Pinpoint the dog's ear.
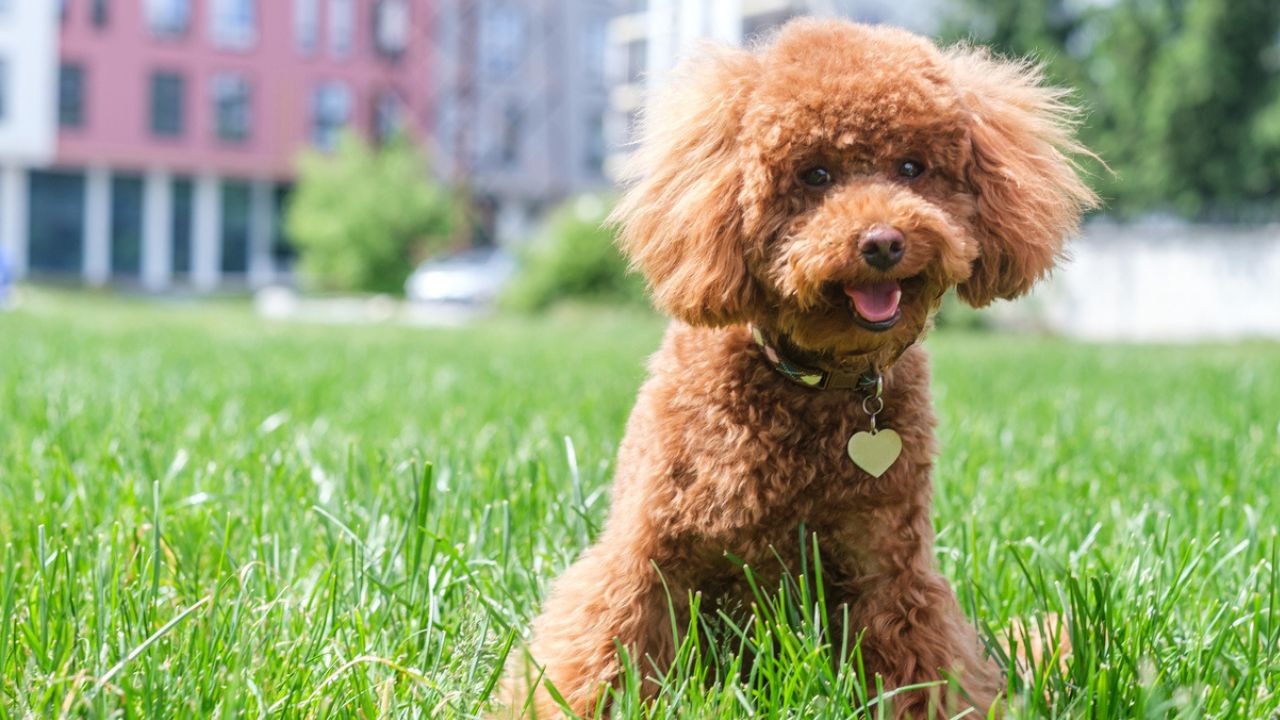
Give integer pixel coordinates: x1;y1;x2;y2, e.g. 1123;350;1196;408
609;46;761;326
946;47;1099;307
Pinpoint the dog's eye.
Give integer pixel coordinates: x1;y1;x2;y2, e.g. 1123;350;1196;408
896;159;926;179
799;167;833;188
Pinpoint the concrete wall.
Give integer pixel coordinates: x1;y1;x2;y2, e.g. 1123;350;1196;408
1033;223;1280;341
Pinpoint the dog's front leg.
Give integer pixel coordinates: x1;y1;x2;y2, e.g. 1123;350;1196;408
842;566;1003;719
504;542;681;718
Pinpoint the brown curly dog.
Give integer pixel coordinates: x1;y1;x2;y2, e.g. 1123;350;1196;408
502;18;1096;719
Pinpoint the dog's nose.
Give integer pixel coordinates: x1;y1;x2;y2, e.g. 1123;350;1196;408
859;226;905;271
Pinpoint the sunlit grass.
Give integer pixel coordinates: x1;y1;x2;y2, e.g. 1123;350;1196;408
1;290;1277;717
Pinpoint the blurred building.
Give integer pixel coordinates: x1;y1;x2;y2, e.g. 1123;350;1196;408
604;0;945;177
429;0;615;247
0;0;430;291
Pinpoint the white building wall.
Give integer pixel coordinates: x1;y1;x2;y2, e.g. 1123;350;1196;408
1023;223;1280;341
0;2;58;165
0;2;58;277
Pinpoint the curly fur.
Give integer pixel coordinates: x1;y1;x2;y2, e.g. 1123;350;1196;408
501;18;1097;719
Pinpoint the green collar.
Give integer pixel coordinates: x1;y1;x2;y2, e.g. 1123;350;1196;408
749;325;884;391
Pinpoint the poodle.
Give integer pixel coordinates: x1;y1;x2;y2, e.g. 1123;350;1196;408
502;18;1096;719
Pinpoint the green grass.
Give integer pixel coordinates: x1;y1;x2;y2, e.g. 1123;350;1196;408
1;290;1277;718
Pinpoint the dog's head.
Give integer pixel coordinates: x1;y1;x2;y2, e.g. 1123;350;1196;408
612;19;1098;358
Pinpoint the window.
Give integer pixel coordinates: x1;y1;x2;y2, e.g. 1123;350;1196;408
28;171;86;275
110;174;144;279
294;0;319;55
374;0;409;58
146;0;191;38
213;74;251;142
625;40;646;83
500;103;522;168
172;178;193;276
59;63;86;129
221;181;250;275
272;185;296;265
211;0;256;50
310;82;351;151
373;91;402;144
481;5;523;78
328;0;354;58
585;111;605;175
584;17;607;84
149;71;185;137
743;10;795;42
91;0;109;28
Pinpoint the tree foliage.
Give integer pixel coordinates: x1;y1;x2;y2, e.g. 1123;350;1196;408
948;0;1280;219
286;134;457;294
502;194;646;311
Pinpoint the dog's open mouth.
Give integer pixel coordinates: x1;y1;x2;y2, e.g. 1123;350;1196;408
841;275;928;331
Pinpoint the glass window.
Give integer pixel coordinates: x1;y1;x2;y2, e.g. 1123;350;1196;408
211;0;256;50
584;17;607;84
28;171;86;276
272;184;295;264
149;71;185;138
172;178;193;276
213;74;251;143
145;0;191;38
294;0;319;55
585;111;605;175
310;82;351;151
743;10;795;42
110;174;144;279
374;0;409;58
373;90;402;144
58;63;86;129
91;0;109;28
328;0;354;58
626;40;646;84
481;5;523;78
501;103;522;168
221;181;250;274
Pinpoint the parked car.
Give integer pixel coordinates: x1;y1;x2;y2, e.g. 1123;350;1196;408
404;248;516;304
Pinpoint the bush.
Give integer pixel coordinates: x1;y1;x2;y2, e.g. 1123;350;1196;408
503;194;647;311
286;133;457;295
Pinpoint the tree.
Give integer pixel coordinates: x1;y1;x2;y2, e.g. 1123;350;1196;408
1140;0;1280;216
947;0;1280;219
286;133;457;294
502;194;646;311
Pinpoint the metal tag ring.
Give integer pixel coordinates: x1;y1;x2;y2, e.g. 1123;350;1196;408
862;395;884;417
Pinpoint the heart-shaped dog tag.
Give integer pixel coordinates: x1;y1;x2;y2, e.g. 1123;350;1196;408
847;429;902;478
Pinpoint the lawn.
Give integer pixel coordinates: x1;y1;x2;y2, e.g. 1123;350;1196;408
1;291;1277;718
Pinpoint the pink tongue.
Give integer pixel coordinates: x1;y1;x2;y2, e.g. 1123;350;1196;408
845;281;902;322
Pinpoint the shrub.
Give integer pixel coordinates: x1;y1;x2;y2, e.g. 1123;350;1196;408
503;194;647;311
286;133;457;294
